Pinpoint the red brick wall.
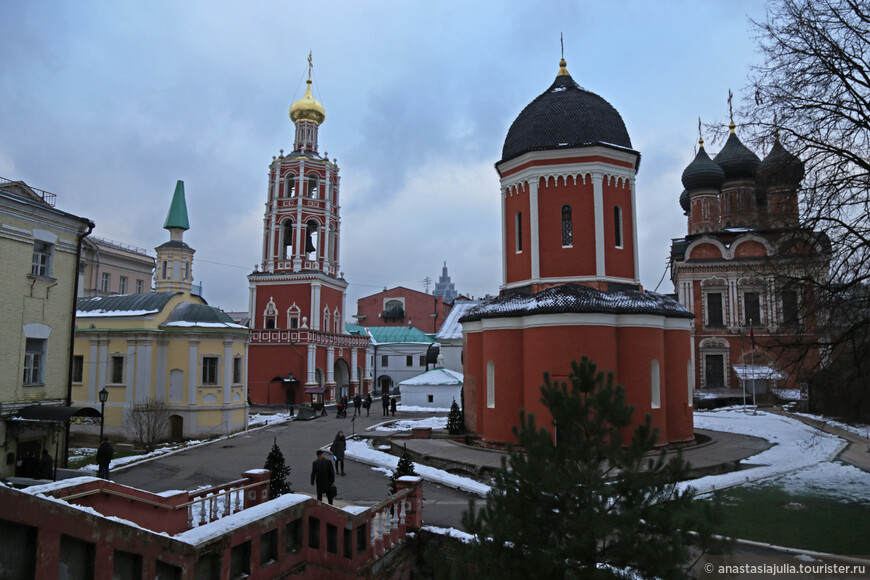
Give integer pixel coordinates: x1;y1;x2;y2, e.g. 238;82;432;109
355;287;449;333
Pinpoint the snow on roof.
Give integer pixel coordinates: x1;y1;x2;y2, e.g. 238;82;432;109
732;364;786;380
162;321;248;329
435;301;480;340
398;368;463;387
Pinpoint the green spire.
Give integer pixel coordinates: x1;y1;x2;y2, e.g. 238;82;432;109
163;180;190;231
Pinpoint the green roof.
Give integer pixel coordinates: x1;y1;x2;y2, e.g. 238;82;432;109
76;292;179;316
163;180;190;231
345;323;434;345
162;302;241;326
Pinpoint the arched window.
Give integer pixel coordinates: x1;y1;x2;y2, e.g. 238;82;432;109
323;306;330;331
384;300;404;321
307;173;319;198
334;307;341;334
283;173;296;197
614;206;623;248
281;219;294;259
264;298;278;329
486;360;495;408
287;303;301;329
561;205;573;247
305;220;319;257
515;212;523;252
650;359;661;409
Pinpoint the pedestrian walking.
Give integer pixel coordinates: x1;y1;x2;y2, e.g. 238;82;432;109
390;396;397;416
382;393;390;416
332;431;347;476
97;438;113;479
310;449;336;504
40;449;54;480
353;394;362;416
364;394;372;416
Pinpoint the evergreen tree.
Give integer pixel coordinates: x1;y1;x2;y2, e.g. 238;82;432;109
389;444;418;494
446;399;465;435
459;357;727;579
263;438;292;499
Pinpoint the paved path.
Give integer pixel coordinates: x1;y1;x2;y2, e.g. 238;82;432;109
767;407;870;473
112;408;479;530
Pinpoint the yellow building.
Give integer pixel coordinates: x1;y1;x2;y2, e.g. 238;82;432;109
72;181;248;442
0;178;94;481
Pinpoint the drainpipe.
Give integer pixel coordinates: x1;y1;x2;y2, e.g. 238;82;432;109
65;219;95;468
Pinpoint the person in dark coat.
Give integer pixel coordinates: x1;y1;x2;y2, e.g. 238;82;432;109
382;393;390;416
390;396;398;416
331;431;347;476
40;449;54;480
364;394;372;416
310;449;336;504
97;438;113;479
353;394;362;416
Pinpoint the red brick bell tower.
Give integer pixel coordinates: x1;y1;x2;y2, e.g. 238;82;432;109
247;56;370;406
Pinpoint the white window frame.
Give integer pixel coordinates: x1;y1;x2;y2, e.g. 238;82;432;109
31;241;53;277
486;360;495;408
201;355;220;386
650;359;661;409
233;356;243;385
119;276;128;294
23;338;46;385
614;205;624;249
136;279;144;294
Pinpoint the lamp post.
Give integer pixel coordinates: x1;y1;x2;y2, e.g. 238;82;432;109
98;387;109;441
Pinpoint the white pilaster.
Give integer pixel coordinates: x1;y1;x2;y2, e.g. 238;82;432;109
188;340;199;404
223;341;233;404
307;344;317;385
630;176;640;283
500;188;507;288
326;347;335;385
156;341;168;401
593;172;606;277
350;348;358;383
529;179;540;280
310;281;322;330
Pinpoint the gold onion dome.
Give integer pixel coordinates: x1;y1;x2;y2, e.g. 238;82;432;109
289;78;326;125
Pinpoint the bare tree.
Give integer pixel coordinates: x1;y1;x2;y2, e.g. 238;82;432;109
736;0;870;418
125;399;171;452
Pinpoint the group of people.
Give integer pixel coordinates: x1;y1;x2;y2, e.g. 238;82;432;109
310;430;347;505
381;393;397;416
336;393;377;418
16;449;54;480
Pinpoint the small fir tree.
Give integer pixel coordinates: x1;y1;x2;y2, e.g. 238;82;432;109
458;357;727;579
446;399;465;435
263;438;292;499
389;444;418;494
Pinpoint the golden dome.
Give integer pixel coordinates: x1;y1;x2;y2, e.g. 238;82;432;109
289;78;326;125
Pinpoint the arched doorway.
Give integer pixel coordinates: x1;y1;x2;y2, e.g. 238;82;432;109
378;375;392;396
334;359;350;398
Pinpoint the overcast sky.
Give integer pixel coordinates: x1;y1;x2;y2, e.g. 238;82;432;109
1;1;769;313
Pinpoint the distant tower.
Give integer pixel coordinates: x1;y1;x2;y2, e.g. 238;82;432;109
154;180;195;294
247;55;370;405
433;261;458;303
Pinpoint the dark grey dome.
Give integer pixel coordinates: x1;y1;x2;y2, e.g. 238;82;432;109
714;131;761;180
501;72;632;164
681;145;725;191
679;189;690;214
757;138;804;188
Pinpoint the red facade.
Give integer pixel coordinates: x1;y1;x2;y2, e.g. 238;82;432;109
354;286;451;333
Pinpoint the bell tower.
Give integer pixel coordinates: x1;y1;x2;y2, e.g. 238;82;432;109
247;55;370;406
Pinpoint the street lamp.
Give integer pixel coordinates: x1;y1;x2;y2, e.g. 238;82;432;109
98;387;109;441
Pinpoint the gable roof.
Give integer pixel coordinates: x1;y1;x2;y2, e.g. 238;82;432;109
435;300;480;340
398;367;463;387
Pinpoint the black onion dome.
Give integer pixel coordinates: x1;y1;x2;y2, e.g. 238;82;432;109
501;73;632;164
757;138;804;188
681;146;725;191
679;189;690;214
714;131;761;180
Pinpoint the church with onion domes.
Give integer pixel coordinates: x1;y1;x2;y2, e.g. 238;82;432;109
461;58;696;447
671;117;831;403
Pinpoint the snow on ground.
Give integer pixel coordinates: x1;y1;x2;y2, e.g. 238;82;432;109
396;405;451;413
343;438;490;496
684;409;845;495
248;413;294;428
771;461;870;503
794;412;870;439
374;417;448;432
78;444;196;472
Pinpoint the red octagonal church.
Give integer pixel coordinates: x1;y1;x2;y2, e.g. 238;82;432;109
461;58;695;447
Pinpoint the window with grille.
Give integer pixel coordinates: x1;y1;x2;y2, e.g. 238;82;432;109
561;205;573;246
202;357;219;385
704;354;725;389
136;279;144;293
73;355;84;383
782;290;799;325
743;292;761;326
233;357;242;384
706;293;724;327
